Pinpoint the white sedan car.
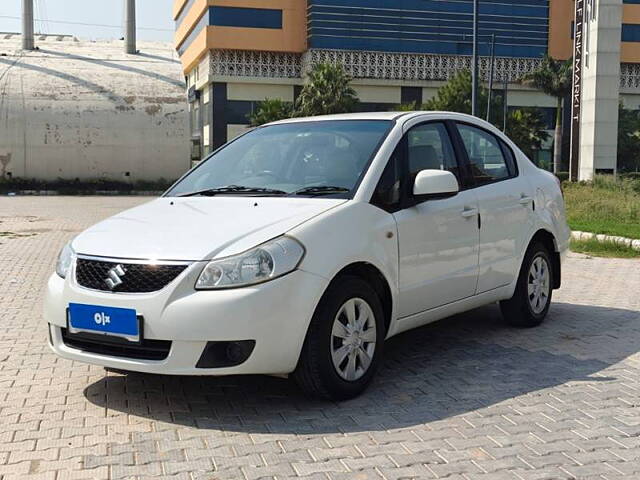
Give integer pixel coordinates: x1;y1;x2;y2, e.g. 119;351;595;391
45;112;570;400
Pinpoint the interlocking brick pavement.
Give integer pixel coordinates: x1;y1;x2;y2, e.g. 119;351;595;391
1;196;639;480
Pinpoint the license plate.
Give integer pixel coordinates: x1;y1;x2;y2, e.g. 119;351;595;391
68;303;140;342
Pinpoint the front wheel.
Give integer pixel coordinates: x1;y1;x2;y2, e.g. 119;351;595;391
500;242;553;328
293;276;385;400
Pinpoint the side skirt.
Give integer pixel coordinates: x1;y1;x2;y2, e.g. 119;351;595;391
387;285;512;338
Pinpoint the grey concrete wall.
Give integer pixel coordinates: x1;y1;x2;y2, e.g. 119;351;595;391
579;0;622;180
0;34;190;182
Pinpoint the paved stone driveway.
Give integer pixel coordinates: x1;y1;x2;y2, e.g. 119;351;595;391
1;196;639;480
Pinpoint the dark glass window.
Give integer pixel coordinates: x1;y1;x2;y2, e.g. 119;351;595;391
622;24;640;42
500;140;518;177
210;7;283;29
457;124;513;186
406;123;461;184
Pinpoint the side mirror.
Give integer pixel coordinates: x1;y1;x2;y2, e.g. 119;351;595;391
413;169;459;198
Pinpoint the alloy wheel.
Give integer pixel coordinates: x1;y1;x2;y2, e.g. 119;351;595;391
528;256;551;315
330;298;377;381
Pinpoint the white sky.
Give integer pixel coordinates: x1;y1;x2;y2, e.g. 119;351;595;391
0;0;175;42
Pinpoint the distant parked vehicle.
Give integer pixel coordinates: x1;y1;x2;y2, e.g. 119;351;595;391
45;112;570;400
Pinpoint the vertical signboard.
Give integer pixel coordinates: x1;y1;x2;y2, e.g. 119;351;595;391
570;0;585;182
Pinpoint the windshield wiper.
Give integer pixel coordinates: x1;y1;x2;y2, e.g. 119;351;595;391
178;185;287;197
291;186;351;196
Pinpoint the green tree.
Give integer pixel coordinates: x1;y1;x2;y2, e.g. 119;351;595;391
395;101;420;112
505;108;551;162
423;70;503;122
618;103;640;173
520;55;573;174
424;70;479;115
420;70;549;161
295;63;358;117
248;98;293;127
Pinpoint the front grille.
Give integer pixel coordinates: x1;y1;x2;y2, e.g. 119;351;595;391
75;258;188;293
61;328;172;361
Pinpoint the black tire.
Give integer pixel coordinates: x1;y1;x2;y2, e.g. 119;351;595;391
293;275;385;401
500;242;553;328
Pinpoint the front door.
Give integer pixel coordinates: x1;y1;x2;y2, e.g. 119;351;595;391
392;122;480;318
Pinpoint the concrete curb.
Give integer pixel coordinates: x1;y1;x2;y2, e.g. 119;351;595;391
572;231;640;251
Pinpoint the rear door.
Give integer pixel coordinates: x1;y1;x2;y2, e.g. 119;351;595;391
454;122;535;294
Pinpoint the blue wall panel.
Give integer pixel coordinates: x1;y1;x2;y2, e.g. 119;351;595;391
307;0;549;58
622;24;640;42
211;7;283;29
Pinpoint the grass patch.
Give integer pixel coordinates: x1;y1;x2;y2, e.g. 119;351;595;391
570;237;640;258
563;175;640;239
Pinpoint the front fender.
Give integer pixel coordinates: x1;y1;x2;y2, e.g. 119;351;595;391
288;201;399;332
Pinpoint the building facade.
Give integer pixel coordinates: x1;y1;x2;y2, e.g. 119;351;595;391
173;0;640;166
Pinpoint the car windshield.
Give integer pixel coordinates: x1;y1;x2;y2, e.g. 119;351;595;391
166;120;392;198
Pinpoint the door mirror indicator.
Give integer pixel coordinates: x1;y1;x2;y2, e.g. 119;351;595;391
413;170;459;198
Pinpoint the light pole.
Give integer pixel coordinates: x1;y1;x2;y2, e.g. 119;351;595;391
125;0;137;54
471;0;480;117
22;0;34;50
486;34;496;122
463;33;497;120
503;76;509;133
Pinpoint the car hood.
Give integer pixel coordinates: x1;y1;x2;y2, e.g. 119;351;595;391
72;197;346;261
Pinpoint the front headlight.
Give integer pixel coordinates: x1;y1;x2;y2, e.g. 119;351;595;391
196;236;305;290
56;241;76;278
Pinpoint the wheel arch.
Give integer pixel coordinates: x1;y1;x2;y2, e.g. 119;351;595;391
332;262;394;335
528;229;561;290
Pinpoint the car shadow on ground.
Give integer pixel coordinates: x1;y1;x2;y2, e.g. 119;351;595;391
83;302;639;434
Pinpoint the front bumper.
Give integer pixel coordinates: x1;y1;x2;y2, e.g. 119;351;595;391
44;267;328;376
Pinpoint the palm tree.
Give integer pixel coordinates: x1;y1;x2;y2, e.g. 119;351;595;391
520;55;573;174
295;63;358;117
248;98;293;127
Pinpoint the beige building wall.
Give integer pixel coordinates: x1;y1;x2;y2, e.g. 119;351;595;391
0;36;190;182
227;83;294;102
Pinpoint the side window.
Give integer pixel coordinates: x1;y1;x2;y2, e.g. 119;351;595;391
457;124;513;186
500;140;519;177
371;145;402;212
406;123;461;184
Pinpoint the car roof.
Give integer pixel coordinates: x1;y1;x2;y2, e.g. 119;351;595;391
267;111;483;125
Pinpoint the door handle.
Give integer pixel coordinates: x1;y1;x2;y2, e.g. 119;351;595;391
461;207;479;218
519;196;534;206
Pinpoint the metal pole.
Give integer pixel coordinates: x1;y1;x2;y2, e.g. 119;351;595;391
486;34;496;122
22;0;34;50
471;0;479;117
125;0;137;54
503;76;509;133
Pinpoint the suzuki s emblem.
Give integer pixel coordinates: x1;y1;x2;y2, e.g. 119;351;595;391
105;264;126;290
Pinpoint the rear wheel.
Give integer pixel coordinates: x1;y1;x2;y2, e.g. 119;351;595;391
293;276;384;400
500;242;553;328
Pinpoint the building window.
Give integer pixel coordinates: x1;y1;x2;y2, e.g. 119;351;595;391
210;7;283;29
622;24;640;42
307;0;549;58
